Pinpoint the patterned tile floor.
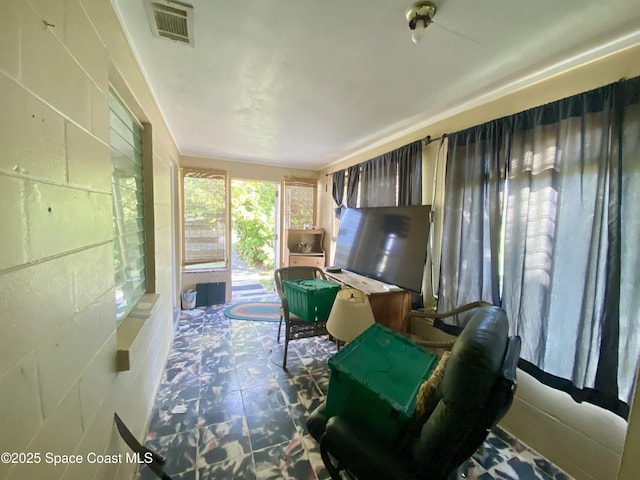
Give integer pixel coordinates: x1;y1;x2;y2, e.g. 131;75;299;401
136;297;573;480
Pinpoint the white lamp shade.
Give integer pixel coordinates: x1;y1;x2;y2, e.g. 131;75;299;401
326;288;376;342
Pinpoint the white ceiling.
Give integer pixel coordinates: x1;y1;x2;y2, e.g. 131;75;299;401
113;0;640;170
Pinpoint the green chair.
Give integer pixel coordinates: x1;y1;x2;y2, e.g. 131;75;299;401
274;266;330;368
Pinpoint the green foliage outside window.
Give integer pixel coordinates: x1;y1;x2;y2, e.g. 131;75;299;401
232;181;276;268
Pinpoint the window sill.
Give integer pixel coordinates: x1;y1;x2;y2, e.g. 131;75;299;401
116;293;160;372
182;267;228;274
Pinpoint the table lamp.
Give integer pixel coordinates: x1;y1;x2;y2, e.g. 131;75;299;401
327;288;375;343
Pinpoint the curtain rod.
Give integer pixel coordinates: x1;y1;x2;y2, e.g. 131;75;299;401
324;134;448;176
424;134;447;145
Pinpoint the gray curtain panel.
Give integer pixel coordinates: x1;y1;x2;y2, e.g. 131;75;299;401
332;169;346;219
346;165;360;208
360;153;397;207
438;77;640;418
358;141;423;208
438;121;506;310
617;92;640;406
503;92;614;400
398;140;422;206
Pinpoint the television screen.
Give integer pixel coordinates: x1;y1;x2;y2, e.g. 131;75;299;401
333;205;431;293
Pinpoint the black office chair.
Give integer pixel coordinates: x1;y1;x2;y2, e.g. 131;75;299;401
306;305;521;480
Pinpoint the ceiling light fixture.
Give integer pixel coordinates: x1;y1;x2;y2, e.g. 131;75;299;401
406;1;437;44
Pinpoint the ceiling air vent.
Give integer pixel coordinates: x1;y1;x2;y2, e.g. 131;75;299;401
145;0;194;46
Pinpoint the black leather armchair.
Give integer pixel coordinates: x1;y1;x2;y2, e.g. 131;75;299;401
306;306;521;480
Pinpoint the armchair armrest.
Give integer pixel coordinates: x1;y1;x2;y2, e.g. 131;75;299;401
402;301;492;331
409;338;456;350
279;296;289;313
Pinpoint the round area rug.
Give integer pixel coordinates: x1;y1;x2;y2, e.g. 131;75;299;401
223;301;281;322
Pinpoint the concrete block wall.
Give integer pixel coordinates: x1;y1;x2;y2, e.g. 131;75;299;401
0;1;178;479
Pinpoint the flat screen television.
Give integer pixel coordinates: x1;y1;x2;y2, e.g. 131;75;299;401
333;205;431;293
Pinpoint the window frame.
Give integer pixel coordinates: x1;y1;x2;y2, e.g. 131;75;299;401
180;167;229;270
281;177;318;229
109;88;156;325
280;177;318;266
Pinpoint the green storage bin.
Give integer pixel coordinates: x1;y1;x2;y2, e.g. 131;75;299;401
326;323;439;443
282;278;340;322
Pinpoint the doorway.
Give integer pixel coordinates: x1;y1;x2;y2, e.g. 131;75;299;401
230;179;278;294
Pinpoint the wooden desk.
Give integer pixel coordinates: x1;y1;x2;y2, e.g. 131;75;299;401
324;270;412;332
